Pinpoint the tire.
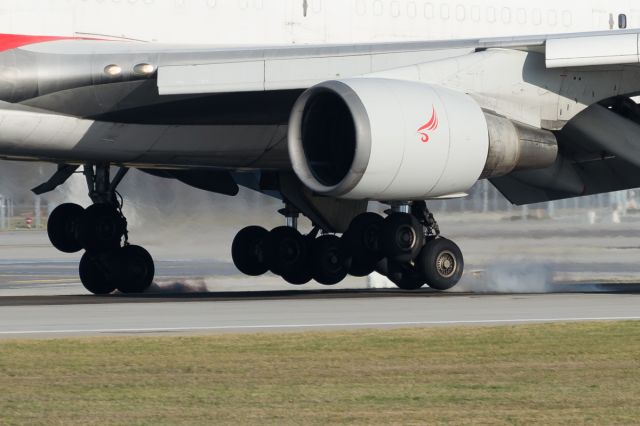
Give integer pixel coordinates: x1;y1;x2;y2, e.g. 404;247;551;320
79;251;117;295
263;227;309;276
47;203;85;253
383;260;426;291
416;238;464;291
114;245;155;294
311;235;348;285
232;226;269;276
379;213;424;263
76;203;126;252
282;266;313;286
342;213;384;261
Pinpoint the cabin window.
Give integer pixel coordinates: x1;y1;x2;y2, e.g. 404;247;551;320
619;14;628;29
548;10;558;26
456;5;465;21
487;6;496;23
517;8;526;24
424;3;434;19
356;0;366;16
533;9;542;25
391;1;400;17
501;7;511;24
408;2;417;18
373;0;383;16
471;5;481;22
440;4;450;20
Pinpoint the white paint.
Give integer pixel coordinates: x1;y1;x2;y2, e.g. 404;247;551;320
0;316;639;336
1;0;638;45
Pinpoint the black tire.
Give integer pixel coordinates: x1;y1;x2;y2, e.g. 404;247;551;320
381;259;426;291
379;213;424;263
47;203;85;253
114;245;155;294
311;235;348;285
79;251;117;295
282;266;313;286
232;226;269;276
76;203;126;252
343;213;384;261
416;238;464;291
263;227;309;276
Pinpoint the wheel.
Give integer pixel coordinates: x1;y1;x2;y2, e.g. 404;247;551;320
114;245;155;294
311;235;348;285
76;203;126;252
47;203;84;253
232;226;269;276
282;266;313;285
263;227;309;276
379;213;424;263
416;238;464;291
342;213;384;276
79;251;117;295
380;259;426;291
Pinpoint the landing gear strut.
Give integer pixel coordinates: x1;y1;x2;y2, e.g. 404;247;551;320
46;164;155;295
231;200;464;291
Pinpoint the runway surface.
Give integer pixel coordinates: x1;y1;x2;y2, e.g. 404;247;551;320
1;291;640;338
1;221;640;339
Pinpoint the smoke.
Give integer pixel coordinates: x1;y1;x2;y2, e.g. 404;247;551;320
453;262;556;293
146;278;211;294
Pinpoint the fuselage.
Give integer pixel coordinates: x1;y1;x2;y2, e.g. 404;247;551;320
1;0;636;45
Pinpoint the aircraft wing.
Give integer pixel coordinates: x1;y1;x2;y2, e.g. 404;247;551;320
155;29;640;96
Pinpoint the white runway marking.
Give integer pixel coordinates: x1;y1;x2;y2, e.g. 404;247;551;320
2;316;639;336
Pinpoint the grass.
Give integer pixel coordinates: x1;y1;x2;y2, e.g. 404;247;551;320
1;322;639;425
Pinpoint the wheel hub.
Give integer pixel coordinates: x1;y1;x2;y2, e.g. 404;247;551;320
436;250;456;278
395;225;416;250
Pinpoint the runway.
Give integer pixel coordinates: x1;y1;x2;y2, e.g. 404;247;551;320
0;292;639;338
0;220;639;339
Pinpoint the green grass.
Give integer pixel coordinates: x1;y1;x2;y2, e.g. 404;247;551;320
1;322;639;425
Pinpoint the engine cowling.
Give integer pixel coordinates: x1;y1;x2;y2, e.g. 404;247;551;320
288;78;557;200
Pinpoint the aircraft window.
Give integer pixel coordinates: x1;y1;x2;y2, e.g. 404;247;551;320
207;0;217;8
548;10;558;26
311;0;322;13
533;8;542;25
562;10;572;27
254;0;264;9
424;3;434;19
487;6;496;23
471;5;481;22
391;1;400;17
407;2;417;18
501;7;511;24
440;4;450;20
456;5;465;21
175;0;185;6
619;14;628;29
356;0;366;16
373;0;383;16
239;0;249;9
517;8;526;24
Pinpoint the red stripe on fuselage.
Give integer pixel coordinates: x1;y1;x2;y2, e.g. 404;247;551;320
0;34;93;52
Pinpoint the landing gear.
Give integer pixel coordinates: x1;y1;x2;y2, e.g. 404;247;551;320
231;200;464;292
46;164;155;295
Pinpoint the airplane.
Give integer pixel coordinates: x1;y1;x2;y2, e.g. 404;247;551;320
0;0;639;294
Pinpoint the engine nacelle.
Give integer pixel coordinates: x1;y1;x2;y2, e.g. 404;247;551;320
288;78;557;200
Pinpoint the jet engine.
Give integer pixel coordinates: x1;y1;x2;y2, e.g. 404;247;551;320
288;78;558;200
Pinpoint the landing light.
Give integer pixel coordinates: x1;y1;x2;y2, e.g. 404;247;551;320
133;63;156;76
104;64;122;77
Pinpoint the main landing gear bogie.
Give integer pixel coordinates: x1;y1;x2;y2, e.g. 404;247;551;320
47;164;155;295
232;202;465;292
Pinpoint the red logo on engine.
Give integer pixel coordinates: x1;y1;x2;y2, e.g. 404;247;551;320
417;107;439;143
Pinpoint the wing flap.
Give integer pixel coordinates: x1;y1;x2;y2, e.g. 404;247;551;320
546;33;640;68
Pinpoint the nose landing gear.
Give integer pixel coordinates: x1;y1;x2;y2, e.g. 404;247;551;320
47;164;155;295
